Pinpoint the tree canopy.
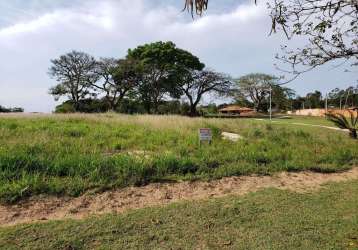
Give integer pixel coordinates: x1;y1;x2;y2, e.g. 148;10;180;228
48;51;98;109
0;105;24;113
127;41;205;113
92;58;141;110
48;42;355;115
233;73;296;112
234;73;279;111
48;42;216;115
183;0;358;78
271;0;358;76
180;70;233;116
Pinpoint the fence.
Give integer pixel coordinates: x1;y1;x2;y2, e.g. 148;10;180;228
288;108;357;117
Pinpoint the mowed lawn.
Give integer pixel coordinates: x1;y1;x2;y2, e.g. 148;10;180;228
273;115;338;127
0;114;357;203
0;180;357;250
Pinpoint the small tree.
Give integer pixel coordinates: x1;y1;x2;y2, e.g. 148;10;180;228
49;51;98;111
180;70;233;116
326;110;358;139
11;107;24;113
0;105;10;113
0;106;24;113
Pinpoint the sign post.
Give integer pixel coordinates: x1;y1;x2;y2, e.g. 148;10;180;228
199;128;212;146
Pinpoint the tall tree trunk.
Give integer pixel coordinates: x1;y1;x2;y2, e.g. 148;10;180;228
152;100;157;114
113;93;127;113
105;91;115;111
254;102;259;112
189;97;201;117
144;101;151;114
71;90;80;112
74;96;80;112
189;105;198;117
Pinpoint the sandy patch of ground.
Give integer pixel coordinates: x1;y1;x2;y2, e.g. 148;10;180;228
1;168;358;227
221;132;244;142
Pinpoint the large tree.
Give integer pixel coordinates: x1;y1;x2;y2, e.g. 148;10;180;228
180;70;233;116
184;0;358;77
234;73;279;112
127;41;205;113
269;84;296;111
92;58;141;110
271;0;358;77
328;85;358;108
305;90;324;109
49;51;98;110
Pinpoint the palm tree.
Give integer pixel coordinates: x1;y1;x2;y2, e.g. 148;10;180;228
326;110;358;139
183;0;209;16
183;0;258;14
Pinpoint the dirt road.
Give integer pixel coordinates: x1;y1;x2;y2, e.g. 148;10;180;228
1;168;357;227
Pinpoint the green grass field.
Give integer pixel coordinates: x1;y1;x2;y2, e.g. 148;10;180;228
1;180;357;250
273;115;337;126
0;114;357;203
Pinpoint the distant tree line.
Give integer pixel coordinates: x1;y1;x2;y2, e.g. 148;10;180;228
218;79;357;113
0;105;24;113
49;41;232;116
49;41;357;115
232;73;296;112
290;86;358;110
48;41;301;115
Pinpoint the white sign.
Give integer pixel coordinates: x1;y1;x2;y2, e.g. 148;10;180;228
199;128;212;144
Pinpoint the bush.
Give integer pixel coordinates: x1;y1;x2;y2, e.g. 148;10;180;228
55;99;110;113
0;105;24;113
55;103;76;113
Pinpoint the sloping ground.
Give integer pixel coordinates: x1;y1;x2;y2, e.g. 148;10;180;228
255;118;349;132
1;168;358;227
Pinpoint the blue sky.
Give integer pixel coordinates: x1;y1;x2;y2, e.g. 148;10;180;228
0;0;356;112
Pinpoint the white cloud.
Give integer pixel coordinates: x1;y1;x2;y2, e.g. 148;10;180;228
0;0;265;42
0;3;116;38
0;12;65;37
0;0;355;112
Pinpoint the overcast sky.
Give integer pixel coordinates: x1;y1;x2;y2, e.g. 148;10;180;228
0;0;356;112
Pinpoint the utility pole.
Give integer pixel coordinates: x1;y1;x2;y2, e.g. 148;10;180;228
344;89;351;109
325;94;328;114
269;86;272;121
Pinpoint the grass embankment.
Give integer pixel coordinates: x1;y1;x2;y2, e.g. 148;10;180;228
0;180;357;249
0;114;357;203
274;115;336;126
